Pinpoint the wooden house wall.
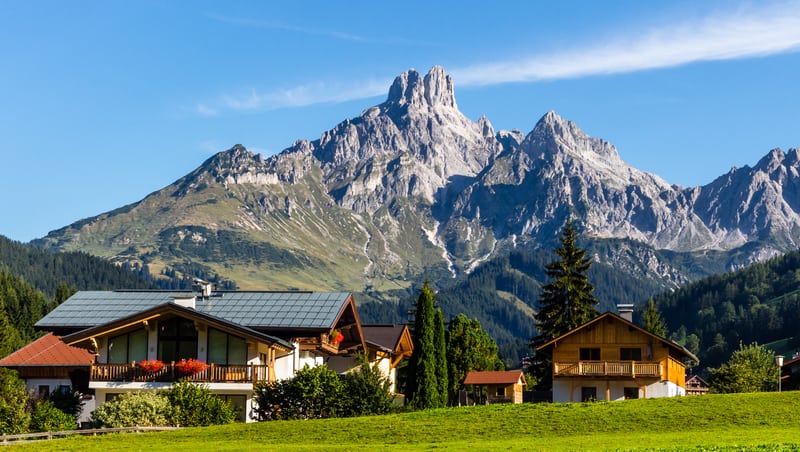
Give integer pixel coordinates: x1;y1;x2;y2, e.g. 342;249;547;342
550;317;670;362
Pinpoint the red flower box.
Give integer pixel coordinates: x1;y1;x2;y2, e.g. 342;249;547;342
329;330;345;344
175;358;209;376
138;359;166;373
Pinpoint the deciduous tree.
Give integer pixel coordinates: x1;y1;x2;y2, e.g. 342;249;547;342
709;342;779;393
446;314;504;396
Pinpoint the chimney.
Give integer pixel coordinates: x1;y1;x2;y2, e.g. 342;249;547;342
617;304;634;322
174;296;196;310
193;278;214;298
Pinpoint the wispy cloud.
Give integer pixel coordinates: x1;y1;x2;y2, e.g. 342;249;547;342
196;2;800;115
207;13;366;42
452;2;800;85
195;79;390;115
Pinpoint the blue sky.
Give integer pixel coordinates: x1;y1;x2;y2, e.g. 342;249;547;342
2;1;799;242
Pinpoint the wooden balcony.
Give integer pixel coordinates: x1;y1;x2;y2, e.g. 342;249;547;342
554;361;662;378
90;363;270;384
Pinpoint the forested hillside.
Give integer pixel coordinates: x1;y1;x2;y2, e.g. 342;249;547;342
652;249;800;368
0;236;204;358
358;243;671;366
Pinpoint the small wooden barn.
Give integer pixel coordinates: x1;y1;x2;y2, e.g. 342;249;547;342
463;370;527;404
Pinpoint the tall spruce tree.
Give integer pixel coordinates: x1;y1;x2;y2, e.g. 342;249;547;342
642;298;668;337
533;220;600;342
433;308;448;407
405;281;441;409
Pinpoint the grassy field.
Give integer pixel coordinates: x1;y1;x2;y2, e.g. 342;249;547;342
10;391;800;451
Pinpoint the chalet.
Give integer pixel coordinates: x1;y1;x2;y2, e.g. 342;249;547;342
463;370;527;404
24;282;382;422
685;374;709;395
536;306;698;402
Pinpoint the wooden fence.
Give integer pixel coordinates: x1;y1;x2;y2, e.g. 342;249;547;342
1;426;180;445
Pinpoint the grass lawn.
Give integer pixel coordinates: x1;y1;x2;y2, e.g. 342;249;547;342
10;391;800;451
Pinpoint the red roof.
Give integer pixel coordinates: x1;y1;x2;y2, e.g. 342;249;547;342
0;333;94;367
463;370;526;385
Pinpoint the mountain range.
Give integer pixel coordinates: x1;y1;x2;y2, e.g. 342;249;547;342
31;66;800;359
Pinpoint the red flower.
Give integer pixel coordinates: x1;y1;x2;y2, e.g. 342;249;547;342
330;330;345;344
138;359;165;373
175;358;209;376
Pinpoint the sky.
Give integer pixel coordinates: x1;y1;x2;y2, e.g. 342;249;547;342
2;0;800;242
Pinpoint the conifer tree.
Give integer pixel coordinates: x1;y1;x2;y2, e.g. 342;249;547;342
434;308;448;407
533;220;600;342
405;281;440;409
642;298;668;337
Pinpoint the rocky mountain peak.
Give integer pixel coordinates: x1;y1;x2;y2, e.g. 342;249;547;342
385;66;456;110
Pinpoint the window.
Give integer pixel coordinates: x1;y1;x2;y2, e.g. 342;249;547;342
496;387;505;397
218;395;247;422
158;318;198;362
581;386;597;402
579;348;600;360
108;329;147;364
624;387;639;399
620;348;642;361
207;328;247;365
38;385;50;399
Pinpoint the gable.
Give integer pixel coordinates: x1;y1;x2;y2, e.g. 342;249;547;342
537;312;698;363
61;302;293;352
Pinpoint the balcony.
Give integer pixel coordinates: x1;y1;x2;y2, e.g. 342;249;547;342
90;363;271;384
554;361;662;378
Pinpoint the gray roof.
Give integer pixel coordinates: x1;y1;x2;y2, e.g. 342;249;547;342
35;290;353;331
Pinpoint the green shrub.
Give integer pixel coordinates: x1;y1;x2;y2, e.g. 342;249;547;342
30;400;77;432
91;391;173;427
256;361;395;421
342;353;393;417
47;387;83;420
0;368;29;434
164;381;235;426
255;364;345;420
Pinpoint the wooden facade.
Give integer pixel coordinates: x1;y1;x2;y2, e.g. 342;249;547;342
463;371;527;404
537;312;698;402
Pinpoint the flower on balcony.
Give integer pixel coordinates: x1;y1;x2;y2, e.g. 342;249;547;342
175;358;209;376
137;359;166;373
329;330;345;344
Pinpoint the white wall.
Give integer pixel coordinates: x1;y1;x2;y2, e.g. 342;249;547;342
553;379;685;402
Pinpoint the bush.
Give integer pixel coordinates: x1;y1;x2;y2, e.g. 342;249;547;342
256;361;395;421
255;364;345;420
30;400;77;432
47;387;83;420
709;342;779;393
0;368;29;434
342;353;394;417
91;391;173;427
164;381;235;426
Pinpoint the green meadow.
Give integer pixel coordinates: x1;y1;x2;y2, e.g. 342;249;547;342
10;392;800;451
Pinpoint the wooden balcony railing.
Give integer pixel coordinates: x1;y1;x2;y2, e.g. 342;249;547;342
90;363;270;384
554;361;662;378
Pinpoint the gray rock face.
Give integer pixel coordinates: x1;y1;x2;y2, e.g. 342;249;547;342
184;67;800;276
36;66;800;288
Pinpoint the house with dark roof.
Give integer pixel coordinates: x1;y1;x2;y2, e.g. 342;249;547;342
26;281;371;422
536;309;698;403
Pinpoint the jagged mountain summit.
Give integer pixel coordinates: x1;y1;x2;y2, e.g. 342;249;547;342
34;66;800;300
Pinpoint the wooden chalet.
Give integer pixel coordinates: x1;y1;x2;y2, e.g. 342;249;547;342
29;282;369;422
463;370;527;404
536;309;698;402
685;374;709;395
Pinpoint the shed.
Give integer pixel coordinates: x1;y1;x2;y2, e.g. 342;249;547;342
463;370;527;404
